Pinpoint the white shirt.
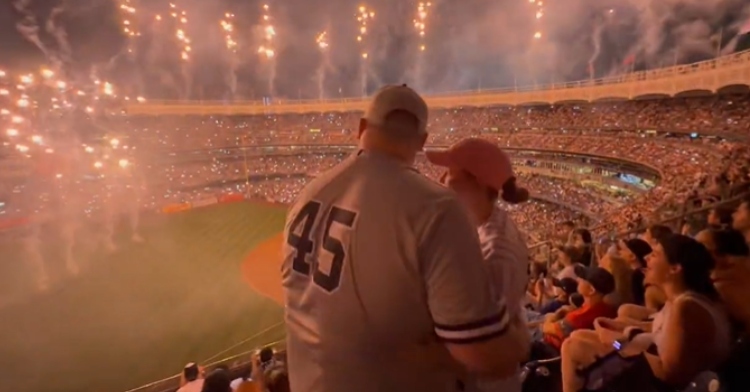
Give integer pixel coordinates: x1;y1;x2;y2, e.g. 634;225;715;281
478;205;530;317
230;378;250;391
468;205;530;392
557;264;582;280
282;151;510;392
176;379;204;392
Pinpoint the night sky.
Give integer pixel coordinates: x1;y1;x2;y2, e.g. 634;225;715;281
0;0;747;100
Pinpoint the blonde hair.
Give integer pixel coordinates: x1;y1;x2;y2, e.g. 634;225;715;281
601;254;634;306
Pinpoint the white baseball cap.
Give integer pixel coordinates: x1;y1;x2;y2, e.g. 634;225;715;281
364;84;429;134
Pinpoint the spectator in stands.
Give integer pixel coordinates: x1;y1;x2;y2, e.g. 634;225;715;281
560;221;576;243
710;229;750;334
571;228;593;266
526;262;548;308
265;367;290;392
428;139;531;307
178;363;205;392
539;265;616;352
732;197;750;243
617;238;652;307
231;352;267;392
561;234;732;392
643;224;673;246
599;254;634;306
680;220;702;237
555;246;584;280
229;366;252;392
202;368;232;392
541;277;579;315
427;138;531;392
708;207;734;229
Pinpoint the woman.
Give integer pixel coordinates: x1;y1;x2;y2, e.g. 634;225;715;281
617;238;650;306
555;246;584;281
617;238;668;313
560;234;732;392
427;138;531;392
571;228;593;266
428;138;530;320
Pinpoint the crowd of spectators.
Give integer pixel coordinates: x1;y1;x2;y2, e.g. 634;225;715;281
175;348;289;392
102;95;747;237
4;95;750;244
141;132;745;240
521;196;750;392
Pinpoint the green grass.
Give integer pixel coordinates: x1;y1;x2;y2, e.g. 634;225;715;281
0;202;287;392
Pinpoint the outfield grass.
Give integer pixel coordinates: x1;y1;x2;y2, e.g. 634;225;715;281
0;202;286;392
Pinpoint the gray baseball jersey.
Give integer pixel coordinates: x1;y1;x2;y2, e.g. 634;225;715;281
282;150;510;392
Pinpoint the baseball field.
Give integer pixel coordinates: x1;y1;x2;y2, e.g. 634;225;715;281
0;202;287;392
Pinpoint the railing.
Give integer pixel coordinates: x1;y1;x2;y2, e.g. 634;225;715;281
609;191;749;242
529;241;555;267
121;323;286;392
132;49;750;106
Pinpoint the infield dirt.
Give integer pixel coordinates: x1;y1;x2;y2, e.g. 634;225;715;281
242;233;284;305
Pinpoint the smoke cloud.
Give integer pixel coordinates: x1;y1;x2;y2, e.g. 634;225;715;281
7;0;750;98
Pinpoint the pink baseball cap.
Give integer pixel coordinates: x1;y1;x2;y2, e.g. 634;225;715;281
425;138;529;204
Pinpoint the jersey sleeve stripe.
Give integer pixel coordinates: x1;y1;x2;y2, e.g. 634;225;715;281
434;306;510;342
437;321;511;345
433;300;508;331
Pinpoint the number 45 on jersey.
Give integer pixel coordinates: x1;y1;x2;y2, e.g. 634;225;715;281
286;201;358;293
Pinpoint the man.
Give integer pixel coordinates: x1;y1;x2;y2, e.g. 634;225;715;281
541;265;617;351
176;363;204;392
282;85;529;392
426;138;530;392
711;229;750;334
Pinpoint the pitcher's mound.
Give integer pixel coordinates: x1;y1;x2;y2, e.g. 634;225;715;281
241;233;284;305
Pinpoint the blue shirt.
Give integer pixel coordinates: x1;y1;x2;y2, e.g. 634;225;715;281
539;299;565;314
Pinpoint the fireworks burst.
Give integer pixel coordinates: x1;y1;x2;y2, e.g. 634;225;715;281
117;0;139;54
316;31;329;50
169;3;192;62
530;0;543;40
414;2;431;52
258;4;276;59
220;13;237;53
356;5;375;59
